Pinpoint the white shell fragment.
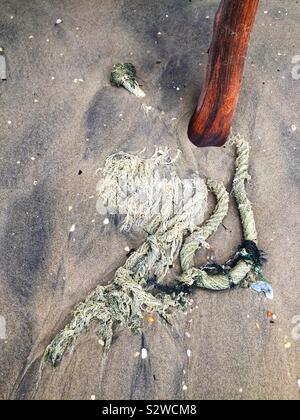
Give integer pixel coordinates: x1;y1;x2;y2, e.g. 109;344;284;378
141;348;148;359
69;224;76;233
0;50;6;81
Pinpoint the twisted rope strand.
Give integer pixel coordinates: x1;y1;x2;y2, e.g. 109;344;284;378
44;136;265;367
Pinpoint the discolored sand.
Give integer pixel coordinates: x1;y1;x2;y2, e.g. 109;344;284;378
0;0;299;400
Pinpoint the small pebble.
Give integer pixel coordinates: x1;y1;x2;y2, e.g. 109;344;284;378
103;218;110;225
33;180;38;186
185;332;191;339
28;35;34;39
30;156;35;161
124;246;130;253
98;339;104;346
7;120;12;125
134;352;140;358
187;349;192;358
90;395;96;401
182;385;188;392
141;348;148;359
68;206;73;212
55;18;63;25
291;125;297;132
239;388;243;394
145;314;156;325
297;379;300;388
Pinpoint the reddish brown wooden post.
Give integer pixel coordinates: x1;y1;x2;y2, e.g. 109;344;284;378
188;0;260;147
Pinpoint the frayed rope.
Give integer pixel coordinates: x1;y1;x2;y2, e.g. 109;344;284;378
44;135;270;367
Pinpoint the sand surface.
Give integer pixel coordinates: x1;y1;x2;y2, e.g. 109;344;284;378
0;0;299;400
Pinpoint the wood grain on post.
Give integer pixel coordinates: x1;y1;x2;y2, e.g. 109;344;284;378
188;0;260;147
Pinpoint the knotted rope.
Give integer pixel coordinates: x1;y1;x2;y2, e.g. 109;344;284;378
44;135;268;367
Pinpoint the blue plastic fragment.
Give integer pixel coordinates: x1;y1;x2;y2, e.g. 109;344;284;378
251;281;274;300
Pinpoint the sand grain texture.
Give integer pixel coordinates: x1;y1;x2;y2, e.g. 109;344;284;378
0;0;299;400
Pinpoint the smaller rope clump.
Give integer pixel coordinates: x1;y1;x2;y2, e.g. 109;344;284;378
110;63;146;98
44;135;271;367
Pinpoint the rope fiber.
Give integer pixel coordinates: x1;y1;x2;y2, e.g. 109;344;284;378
44;135;269;367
